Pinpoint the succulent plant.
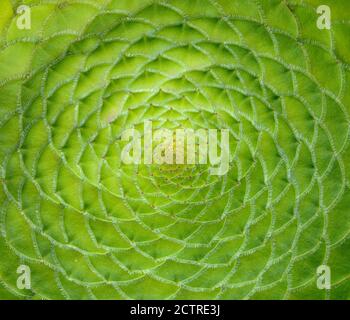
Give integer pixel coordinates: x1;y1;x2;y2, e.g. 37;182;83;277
0;0;349;300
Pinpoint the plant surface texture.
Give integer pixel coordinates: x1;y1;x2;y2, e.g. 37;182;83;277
0;0;350;300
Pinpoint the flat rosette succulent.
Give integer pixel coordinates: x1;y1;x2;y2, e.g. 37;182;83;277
0;0;349;300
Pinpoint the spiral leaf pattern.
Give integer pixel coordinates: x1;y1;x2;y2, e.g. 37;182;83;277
0;0;350;300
